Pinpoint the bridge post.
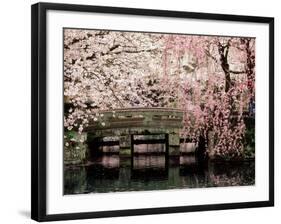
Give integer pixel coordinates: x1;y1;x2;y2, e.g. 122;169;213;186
168;131;180;158
119;135;131;148
168;133;180;147
119;135;133;168
119;135;132;157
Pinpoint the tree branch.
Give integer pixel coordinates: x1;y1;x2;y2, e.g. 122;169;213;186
229;70;246;74
204;49;218;63
88;71;125;107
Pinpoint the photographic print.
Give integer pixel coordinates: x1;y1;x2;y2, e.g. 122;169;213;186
63;29;255;194
31;3;274;221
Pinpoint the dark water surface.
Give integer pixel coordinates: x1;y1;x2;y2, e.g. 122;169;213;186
64;154;255;194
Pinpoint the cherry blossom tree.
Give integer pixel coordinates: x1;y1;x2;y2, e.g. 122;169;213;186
162;35;254;159
63;29;255;159
64;30;165;133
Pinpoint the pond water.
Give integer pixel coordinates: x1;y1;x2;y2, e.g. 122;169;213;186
64;152;255;194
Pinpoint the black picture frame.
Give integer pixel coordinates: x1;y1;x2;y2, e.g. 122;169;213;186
31;2;274;222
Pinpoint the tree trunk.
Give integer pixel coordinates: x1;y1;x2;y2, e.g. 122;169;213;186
218;41;231;92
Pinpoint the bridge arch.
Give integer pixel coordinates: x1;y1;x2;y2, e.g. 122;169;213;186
85;107;184;158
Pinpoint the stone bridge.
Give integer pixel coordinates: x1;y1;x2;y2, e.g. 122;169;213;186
84;107;184;157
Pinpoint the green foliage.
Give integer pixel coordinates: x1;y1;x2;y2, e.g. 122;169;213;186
243;117;255;159
64;131;87;164
65;130;76;139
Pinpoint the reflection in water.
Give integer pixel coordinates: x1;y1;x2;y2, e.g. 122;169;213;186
64;154;255;195
133;155;166;169
131;155;169;182
101;145;119;153
100;155;120;168
134;144;165;154
180;143;197;154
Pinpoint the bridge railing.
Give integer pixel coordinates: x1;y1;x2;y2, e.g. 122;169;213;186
85;107;184;131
